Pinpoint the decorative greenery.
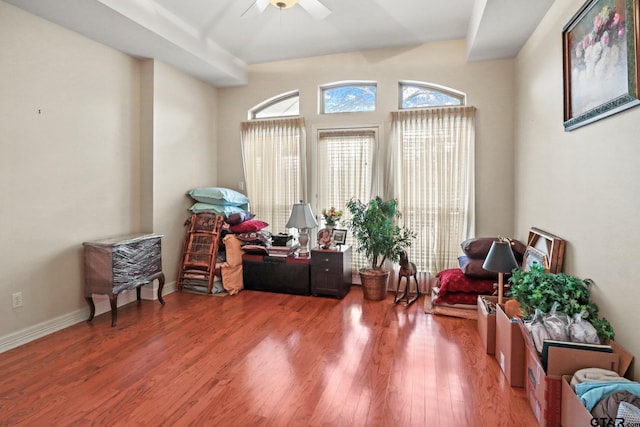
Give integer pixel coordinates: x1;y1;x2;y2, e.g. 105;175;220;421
508;264;593;316
591;317;616;342
344;197;416;271
507;263;614;342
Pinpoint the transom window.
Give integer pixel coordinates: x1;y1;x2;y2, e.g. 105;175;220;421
249;90;299;119
320;81;377;114
399;81;465;109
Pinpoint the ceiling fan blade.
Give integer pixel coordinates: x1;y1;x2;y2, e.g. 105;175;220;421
241;0;270;17
298;0;331;20
256;0;270;13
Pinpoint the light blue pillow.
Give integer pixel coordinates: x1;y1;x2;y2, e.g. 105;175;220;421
187;187;249;206
189;203;246;217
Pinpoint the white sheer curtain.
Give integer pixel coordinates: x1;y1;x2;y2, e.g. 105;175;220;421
241;117;307;233
388;106;476;285
317;129;376;270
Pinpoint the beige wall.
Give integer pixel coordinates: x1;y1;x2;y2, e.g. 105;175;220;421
0;2;217;340
217;41;517;238
515;0;640;378
151;60;218;282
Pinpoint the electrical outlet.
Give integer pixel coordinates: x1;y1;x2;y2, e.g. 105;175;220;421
12;292;23;308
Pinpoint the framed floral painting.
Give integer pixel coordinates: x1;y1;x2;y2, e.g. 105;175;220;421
562;0;640;130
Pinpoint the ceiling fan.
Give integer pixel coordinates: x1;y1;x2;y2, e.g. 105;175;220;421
242;0;331;20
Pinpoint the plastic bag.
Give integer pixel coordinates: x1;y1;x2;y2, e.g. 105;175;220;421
525;308;550;353
543;302;570;342
568;312;600;344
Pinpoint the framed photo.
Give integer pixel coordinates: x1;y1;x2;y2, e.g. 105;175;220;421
522;246;550;272
331;229;347;245
527;227;566;273
317;228;332;248
562;0;640;131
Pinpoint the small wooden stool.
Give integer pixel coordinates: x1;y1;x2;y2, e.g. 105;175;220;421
394;251;420;306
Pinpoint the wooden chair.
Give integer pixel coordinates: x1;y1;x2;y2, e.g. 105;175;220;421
177;212;225;293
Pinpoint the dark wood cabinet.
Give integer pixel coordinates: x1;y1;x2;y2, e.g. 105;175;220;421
310;246;352;298
242;254;310;295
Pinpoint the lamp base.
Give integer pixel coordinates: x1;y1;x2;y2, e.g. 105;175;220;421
298;229;310;257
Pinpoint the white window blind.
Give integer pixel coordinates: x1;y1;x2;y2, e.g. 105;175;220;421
317;128;376;269
389;106;476;274
241;117;307;233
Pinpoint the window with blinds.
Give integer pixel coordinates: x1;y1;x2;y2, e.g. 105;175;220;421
390;107;476;274
317;128;377;269
241;117;307;233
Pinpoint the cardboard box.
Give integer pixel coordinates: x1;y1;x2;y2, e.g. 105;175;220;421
477;295;498;355
524;342;562;426
520;321;633;427
495;303;525;387
561;375;594;427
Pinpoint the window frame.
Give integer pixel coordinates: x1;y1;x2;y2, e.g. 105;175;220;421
398;80;466;109
319;81;378;114
249;90;300;120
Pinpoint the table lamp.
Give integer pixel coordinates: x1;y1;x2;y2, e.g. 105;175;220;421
482;238;518;305
285;200;318;256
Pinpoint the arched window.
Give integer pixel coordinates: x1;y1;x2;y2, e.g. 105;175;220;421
399;81;465;109
249;90;299;119
320;81;377;114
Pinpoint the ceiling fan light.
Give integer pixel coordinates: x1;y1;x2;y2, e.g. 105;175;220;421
270;0;298;9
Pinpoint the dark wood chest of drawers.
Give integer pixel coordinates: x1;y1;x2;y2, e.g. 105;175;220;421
310;246;352;298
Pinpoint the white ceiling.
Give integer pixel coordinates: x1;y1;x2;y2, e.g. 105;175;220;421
6;0;555;87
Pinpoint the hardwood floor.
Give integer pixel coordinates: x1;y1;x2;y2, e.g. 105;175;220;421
0;288;538;426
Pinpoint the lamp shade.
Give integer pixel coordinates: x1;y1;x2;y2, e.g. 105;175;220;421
285;201;318;229
482;241;518;273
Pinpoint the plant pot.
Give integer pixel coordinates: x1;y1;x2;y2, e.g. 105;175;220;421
359;268;390;301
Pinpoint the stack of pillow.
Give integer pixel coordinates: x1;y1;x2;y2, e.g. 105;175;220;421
432;237;528;307
459;237;526;279
186;187;268;234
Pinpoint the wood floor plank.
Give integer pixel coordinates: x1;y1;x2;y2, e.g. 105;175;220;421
0;287;538;426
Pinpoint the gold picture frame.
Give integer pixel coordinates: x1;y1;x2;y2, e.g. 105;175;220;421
562;0;640;130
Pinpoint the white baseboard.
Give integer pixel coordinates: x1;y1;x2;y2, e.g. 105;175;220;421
0;281;176;354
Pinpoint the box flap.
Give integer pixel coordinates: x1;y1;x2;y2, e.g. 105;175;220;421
547;346;619;376
610;341;634;377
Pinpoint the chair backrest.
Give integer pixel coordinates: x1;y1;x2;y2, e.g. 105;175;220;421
185;212;224;234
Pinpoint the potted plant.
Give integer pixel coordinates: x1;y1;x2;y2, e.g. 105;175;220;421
507;263;615;342
345;197;416;300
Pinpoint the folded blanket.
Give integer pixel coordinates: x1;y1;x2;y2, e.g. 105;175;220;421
571;368;628;388
591;390;640;420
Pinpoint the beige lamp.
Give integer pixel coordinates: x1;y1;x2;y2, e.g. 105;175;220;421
482;238;518;305
285;200;318;256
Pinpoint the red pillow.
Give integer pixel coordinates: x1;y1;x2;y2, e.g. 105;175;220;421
435;268;495;296
434;292;480;306
229;219;268;233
